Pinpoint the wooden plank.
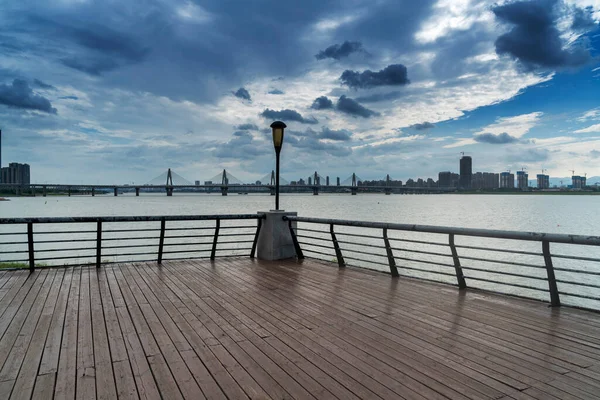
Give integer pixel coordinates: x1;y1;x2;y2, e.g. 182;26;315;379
112;360;140;400
10;269;65;400
31;373;55;400
164;261;383;400
76;266;96;400
118;265;206;400
0;269;57;383
0;270;49;374
131;264;238;400
54;266;82;400
189;259;496;399
38;268;74;375
114;306;161;400
89;267;118;400
0;272;28;316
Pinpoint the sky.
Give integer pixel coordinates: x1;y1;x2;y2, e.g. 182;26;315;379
0;0;599;185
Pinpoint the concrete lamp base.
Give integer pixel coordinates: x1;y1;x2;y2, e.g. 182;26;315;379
256;211;298;261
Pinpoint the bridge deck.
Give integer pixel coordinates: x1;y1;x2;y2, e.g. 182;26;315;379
0;258;599;400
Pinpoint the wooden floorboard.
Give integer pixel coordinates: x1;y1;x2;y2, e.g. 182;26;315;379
0;257;599;399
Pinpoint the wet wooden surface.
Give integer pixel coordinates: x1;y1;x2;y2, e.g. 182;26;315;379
0;258;599;399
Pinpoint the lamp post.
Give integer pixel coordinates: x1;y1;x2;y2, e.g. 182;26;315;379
270;121;286;210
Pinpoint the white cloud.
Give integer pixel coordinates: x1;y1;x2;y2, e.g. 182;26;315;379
175;1;212;23
577;107;600;122
574;123;600;133
476;112;544;138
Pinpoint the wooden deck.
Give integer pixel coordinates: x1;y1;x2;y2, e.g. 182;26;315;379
0;258;599;400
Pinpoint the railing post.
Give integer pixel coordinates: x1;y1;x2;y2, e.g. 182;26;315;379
330;224;345;268
383;228;399;277
96;220;102;268
157;218;166;264
211;219;220;260
27;222;35;273
542;240;561;307
250;217;262;258
288;219;304;259
449;234;466;289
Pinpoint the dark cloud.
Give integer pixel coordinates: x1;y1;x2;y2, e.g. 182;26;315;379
311;96;334;110
236;123;259;131
214;130;269;159
61;57;120;76
286;132;352;157
24;16;149;75
319;127;352;141
474;132;519;144
59;95;78;100
233;87;251;101
33;79;55;90
336;95;379;118
260;108;318;124
315;41;365;60
355;91;403;103
268;89;284;95
410;122;435;131
493;0;593;70
572;6;597;31
0;79;57;113
340;64;410;89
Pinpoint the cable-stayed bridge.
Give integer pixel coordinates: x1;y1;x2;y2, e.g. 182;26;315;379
1;169;455;197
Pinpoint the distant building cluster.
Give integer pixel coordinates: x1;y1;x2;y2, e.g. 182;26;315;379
0;162;30;185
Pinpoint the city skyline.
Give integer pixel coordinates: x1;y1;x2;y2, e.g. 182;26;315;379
0;1;599;184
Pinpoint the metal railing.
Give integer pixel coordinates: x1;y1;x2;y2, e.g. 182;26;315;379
285;216;600;310
0;214;263;269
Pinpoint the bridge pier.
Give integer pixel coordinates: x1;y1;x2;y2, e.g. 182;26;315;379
31;186;35;197
166;187;173;196
91;187;95;197
351;187;357;195
221;186;228;196
68;187;71;197
312;187;319;195
270;187;275;196
135;187;140;196
385;188;392;195
43;186;47;197
114;188;118;197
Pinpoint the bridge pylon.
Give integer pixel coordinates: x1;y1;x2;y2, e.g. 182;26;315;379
166;168;174;196
221;169;228;196
385;174;392;195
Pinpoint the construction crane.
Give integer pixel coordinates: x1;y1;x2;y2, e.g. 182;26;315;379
541;168;547;174
569;169;575;176
460;152;465;157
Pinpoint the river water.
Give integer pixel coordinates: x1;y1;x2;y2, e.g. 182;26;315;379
1;193;599;309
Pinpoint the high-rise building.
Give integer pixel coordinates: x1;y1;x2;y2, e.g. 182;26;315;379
438;171;459;188
516;170;528;190
499;172;514;189
536;174;549;189
326;176;330;186
459;156;472;189
336;177;340;186
0;162;30;185
471;172;499;189
572;176;586;189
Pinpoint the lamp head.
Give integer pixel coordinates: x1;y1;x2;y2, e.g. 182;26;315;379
270;121;286;151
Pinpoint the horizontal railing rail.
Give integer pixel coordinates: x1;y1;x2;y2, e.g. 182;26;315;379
284;216;600;310
0;214;263;270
